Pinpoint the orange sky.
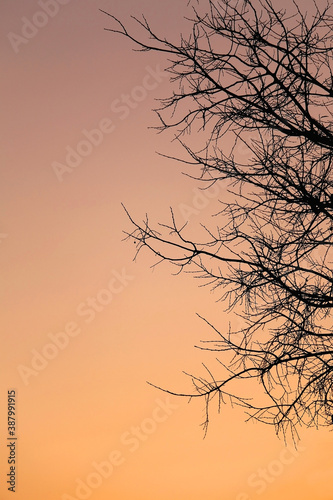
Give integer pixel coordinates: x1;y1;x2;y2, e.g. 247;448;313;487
1;1;333;499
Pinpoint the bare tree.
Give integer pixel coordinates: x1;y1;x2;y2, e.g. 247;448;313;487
102;0;333;440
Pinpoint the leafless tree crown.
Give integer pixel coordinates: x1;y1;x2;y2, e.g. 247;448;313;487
103;0;333;440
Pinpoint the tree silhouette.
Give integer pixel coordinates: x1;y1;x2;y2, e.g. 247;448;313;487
102;0;333;440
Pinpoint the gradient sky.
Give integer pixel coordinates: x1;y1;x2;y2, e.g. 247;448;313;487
1;1;333;499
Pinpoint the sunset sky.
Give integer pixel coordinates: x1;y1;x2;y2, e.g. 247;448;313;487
1;0;333;499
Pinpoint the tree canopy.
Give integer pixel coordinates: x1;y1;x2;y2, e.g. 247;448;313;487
103;0;333;440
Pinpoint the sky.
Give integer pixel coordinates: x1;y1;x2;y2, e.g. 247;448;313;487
1;0;333;499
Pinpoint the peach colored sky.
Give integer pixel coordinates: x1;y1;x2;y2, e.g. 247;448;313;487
1;1;332;499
